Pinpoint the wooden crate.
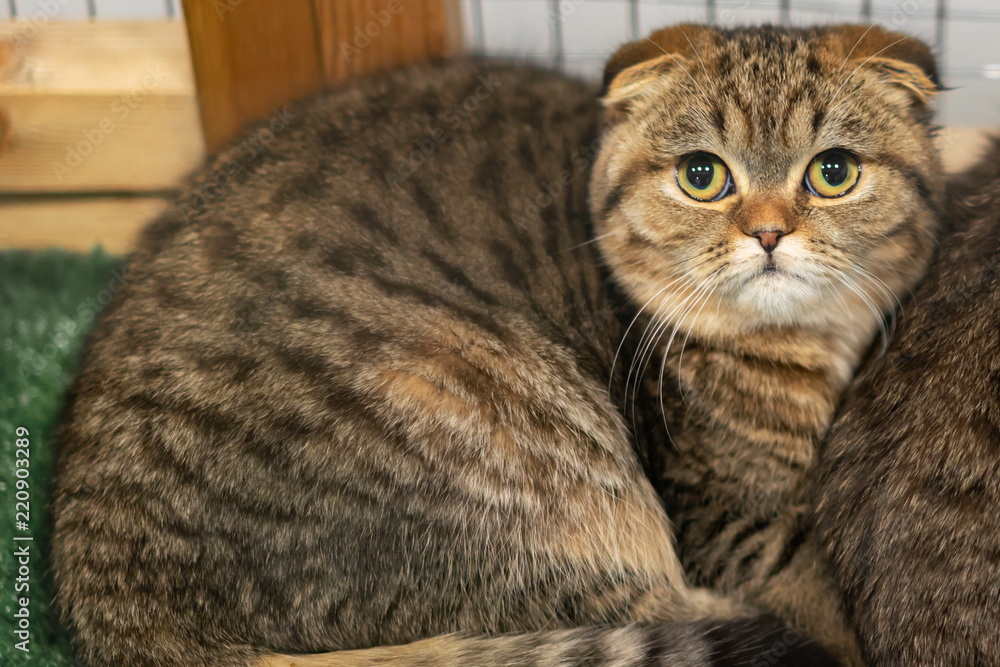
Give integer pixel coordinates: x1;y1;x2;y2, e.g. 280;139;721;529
0;21;203;194
0;1;461;253
0;20;199;252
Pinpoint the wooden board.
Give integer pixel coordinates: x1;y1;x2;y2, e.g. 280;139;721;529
182;0;461;153
0;20;194;92
181;0;326;154
314;0;460;85
0;21;205;194
0;196;169;254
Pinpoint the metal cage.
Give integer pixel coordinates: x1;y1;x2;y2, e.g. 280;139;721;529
4;0;998;123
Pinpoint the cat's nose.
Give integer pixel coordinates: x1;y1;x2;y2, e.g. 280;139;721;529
752;230;784;253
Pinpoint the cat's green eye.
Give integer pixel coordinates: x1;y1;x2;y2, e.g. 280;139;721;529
676;152;732;202
805;150;860;198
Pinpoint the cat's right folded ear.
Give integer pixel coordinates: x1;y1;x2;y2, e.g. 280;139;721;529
823;25;941;110
600;24;713;122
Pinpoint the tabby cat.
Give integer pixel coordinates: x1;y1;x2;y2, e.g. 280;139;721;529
816;136;1000;666
596;23;942;667
51;24;941;667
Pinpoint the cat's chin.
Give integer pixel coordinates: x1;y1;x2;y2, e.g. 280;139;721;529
718;278;883;378
727;269;830;329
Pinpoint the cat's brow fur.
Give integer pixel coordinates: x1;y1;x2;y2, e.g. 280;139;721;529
51;23;942;667
816;137;1000;666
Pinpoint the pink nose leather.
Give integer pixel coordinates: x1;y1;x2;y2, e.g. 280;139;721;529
753;230;784;252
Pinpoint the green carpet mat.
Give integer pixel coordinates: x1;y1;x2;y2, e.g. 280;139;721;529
1;248;126;666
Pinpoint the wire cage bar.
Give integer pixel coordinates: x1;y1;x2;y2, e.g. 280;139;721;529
3;0;999;124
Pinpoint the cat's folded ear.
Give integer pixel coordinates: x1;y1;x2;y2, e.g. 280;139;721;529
600;24;715;122
824;25;940;107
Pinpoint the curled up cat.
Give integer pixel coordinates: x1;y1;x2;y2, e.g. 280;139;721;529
816;136;1000;667
52;23;943;667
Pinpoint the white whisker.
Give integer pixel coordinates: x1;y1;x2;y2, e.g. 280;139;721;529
676;280;719;406
846;263;900;343
560;230;617;253
633;276;707;428
836;24;876;73
830;35;913;104
612;271;693;395
644;38;711;106
626;276;697;420
658;275;719;441
838;271;891;354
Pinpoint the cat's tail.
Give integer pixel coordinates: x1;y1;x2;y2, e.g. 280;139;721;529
257;616;837;667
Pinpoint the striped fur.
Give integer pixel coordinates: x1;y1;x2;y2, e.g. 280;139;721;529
260;619;831;667
591;25;945;666
816;137;1000;665
51;24;941;667
51;59;830;667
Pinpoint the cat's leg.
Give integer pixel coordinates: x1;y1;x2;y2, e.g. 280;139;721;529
668;497;864;666
750;533;863;667
641;350;865;666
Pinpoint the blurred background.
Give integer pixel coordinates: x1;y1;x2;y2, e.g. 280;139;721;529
0;3;997;665
0;0;997;254
6;0;999;116
457;0;1000;126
